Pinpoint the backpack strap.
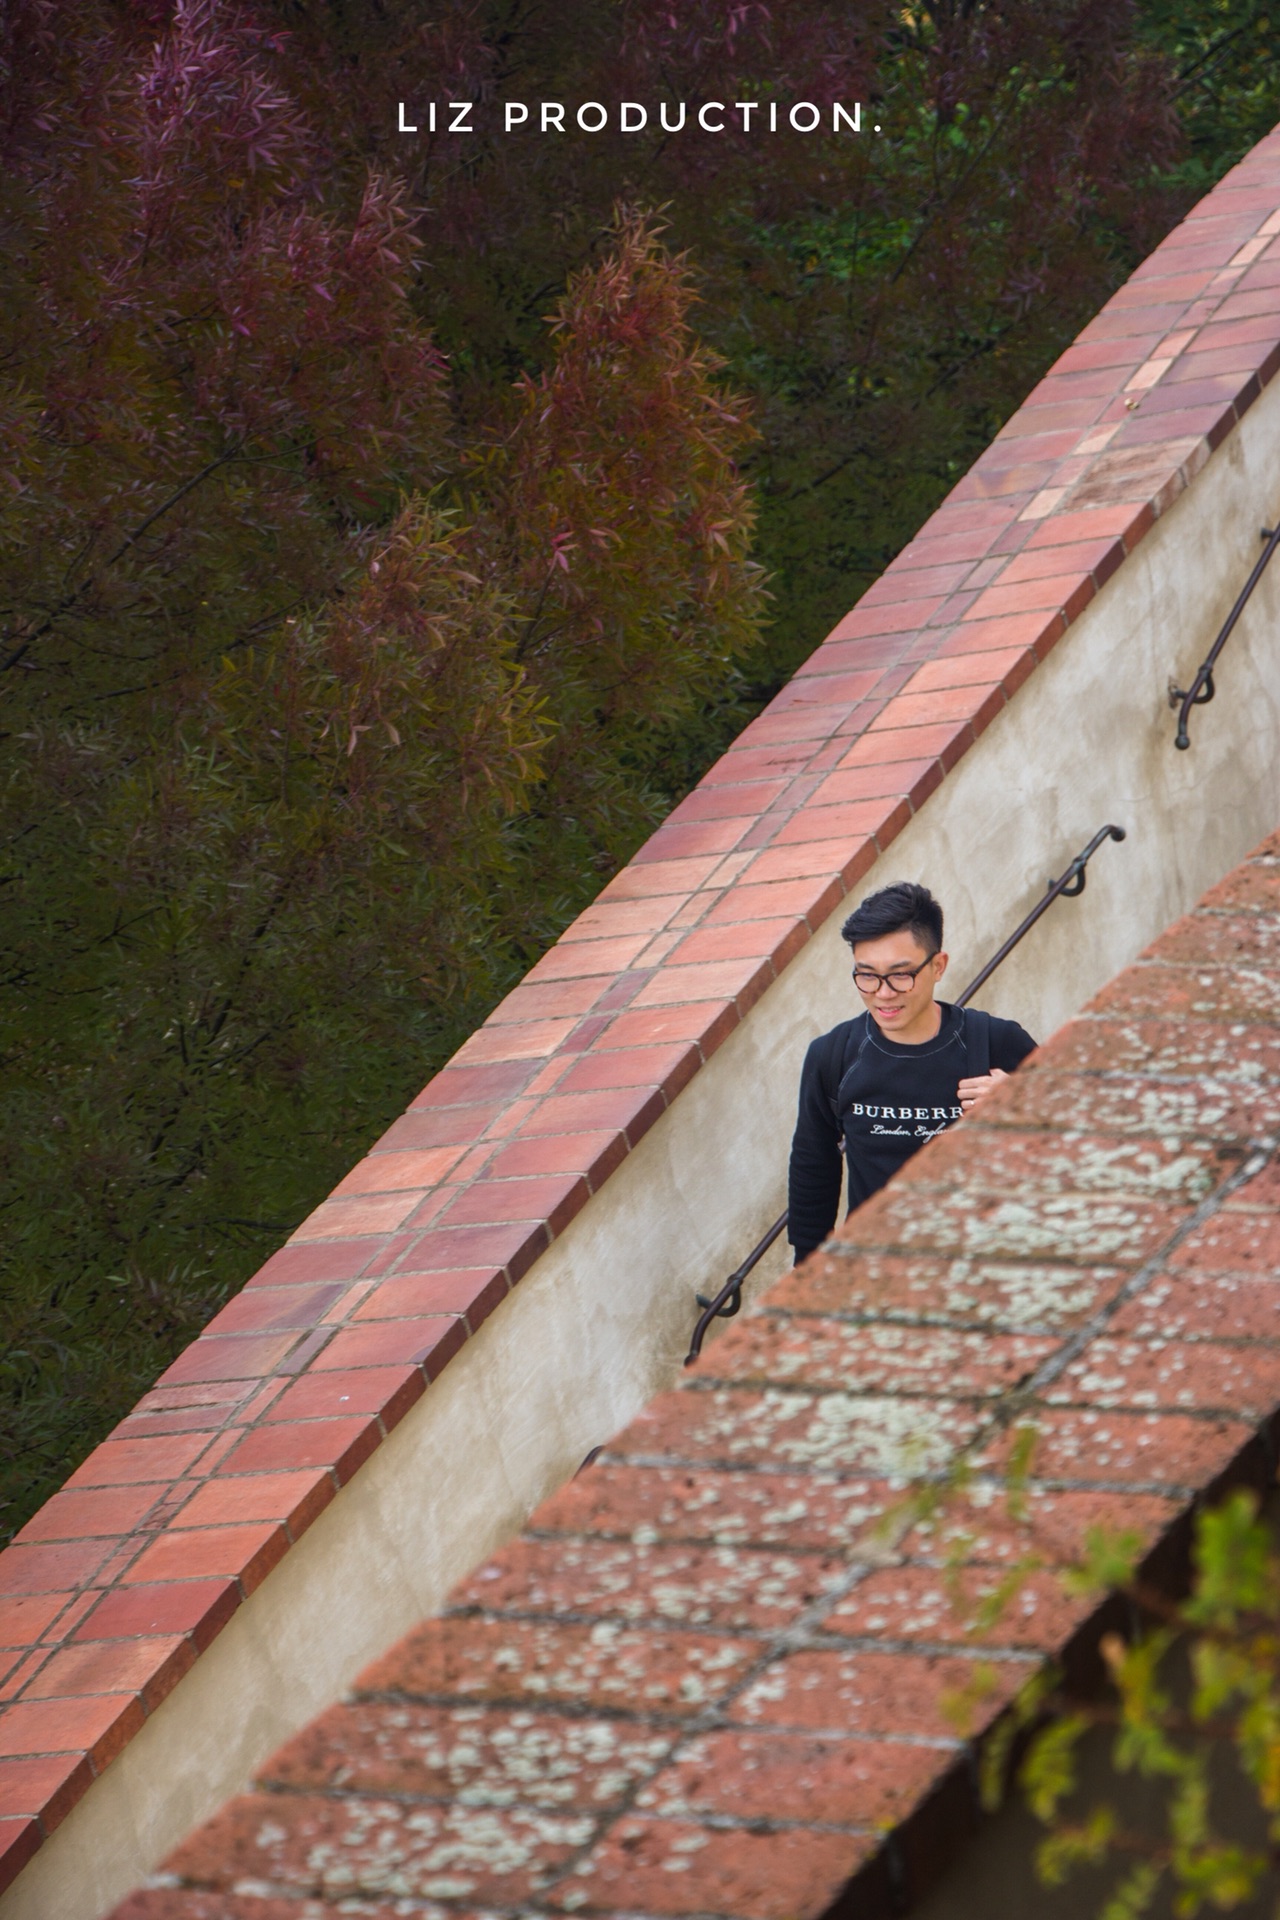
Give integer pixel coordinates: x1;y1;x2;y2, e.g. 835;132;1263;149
962;1006;992;1079
817;1014;869;1121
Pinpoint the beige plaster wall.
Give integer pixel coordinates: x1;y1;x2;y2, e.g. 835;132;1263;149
10;378;1280;1920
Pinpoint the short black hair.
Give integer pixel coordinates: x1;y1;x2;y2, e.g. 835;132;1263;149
841;881;943;955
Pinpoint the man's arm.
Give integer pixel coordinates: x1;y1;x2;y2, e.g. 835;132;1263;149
958;1016;1038;1111
787;1035;844;1262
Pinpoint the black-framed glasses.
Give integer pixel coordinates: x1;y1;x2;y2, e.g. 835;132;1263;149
851;954;937;994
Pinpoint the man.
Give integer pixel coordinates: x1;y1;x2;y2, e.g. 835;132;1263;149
788;880;1037;1264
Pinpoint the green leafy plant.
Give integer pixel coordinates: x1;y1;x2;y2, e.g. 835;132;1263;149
954;1479;1280;1917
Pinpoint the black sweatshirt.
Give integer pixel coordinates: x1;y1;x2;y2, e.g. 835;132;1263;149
787;1001;1037;1261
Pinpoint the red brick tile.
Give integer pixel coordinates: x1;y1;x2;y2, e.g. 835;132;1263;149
437;1172;587;1231
1045;1336;1280;1419
458;1535;847;1632
371;1101;502;1153
484;974;616;1028
893;1482;1179;1570
1187;311;1280;352
527;930;654;981
451;1015;582;1067
701;1315;1056;1399
826;1564;1092;1653
931;612;1057;662
1088;960;1280;1028
217;1417;381;1483
666;776;789;822
1053;334;1166;374
698;741;818;783
0;1751;90;1827
171;1469;335;1537
1025;501;1154;550
918;1119;1235;1208
701;875;843;930
733;1647;1025;1740
0;1817;39;1895
22;1636;194;1714
826;596;945;642
823;751;943;796
248;1239;384;1289
775;1244;1128;1336
965;572;1096;625
497;1128;629;1191
559;894;684;941
330;1145;467;1198
636;1727;948;1829
738;839;871;892
768;798;903;851
1114;402;1234;448
164;1787;594;1906
385;1219;549;1281
1151;909;1280;972
202;1282;350;1337
556;1816;875;1919
831;1169;1193;1272
0;1594;70;1651
631;817;753;865
155;1329;305;1390
979;1408;1252;1489
665;916;802;969
630;955;769;1009
900;646;1034;697
73;1580;240;1652
597;1001;735;1056
111;1896;317;1920
0;1540;113;1597
309;1316;467;1378
1112;1271;1280;1342
895;529;1002;571
410;1059;541;1109
120;1524;288;1594
555;1043;700;1098
289;1190;423;1240
1024;362;1127;402
600;853;723;900
13;1483;163;1546
865;683;1002;732
1028;1006;1280;1082
264;1698;674;1808
612;1384;982;1476
0;1692;143;1768
356;1615;760;1714
514;1085;665;1141
1080;300;1196;343
834;720;973;769
106;1406;231;1442
0;1652;46;1704
532;1463;897;1553
66;1433;211;1491
861;560;975;602
350;1268;508;1330
260;1364;424;1429
34;1591;97;1643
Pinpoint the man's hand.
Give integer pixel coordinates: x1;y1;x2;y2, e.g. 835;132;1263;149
957;1067;1010;1112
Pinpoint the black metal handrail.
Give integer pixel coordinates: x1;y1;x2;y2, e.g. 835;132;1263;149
683;822;1127;1364
1169;523;1280;750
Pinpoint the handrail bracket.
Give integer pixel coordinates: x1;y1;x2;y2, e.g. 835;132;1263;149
1170;521;1280;750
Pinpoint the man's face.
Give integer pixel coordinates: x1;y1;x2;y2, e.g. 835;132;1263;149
851;929;948;1043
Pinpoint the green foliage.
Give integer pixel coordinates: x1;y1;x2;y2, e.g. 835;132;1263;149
1133;1;1280;197
1008;1487;1280;1916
